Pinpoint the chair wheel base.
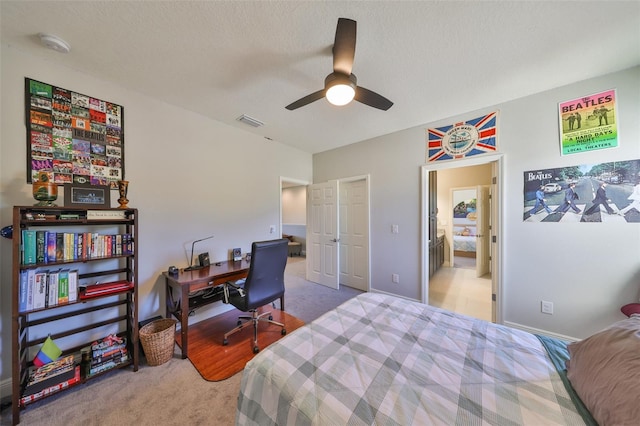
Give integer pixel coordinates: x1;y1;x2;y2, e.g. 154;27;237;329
281;329;287;336
223;338;228;346
253;346;260;354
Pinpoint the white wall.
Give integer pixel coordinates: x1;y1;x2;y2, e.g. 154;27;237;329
282;186;306;224
314;66;640;340
0;46;312;387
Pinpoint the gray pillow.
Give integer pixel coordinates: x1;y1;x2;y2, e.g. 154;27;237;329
566;315;640;426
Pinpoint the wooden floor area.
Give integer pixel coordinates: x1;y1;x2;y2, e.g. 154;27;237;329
429;262;492;322
175;306;304;381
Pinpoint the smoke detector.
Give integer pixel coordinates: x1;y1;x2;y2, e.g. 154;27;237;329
38;33;71;53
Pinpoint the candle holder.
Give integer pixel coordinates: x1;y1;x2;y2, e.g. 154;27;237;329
117;180;129;209
32;171;58;207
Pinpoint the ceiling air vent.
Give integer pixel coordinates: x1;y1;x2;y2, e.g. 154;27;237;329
236;114;264;128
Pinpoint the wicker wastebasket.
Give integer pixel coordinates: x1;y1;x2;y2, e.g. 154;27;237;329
139;318;177;366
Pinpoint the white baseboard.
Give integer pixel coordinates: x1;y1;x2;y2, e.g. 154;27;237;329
503;321;579;342
369;288;421;303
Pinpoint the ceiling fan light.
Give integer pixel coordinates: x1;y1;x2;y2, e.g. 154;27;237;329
326;84;355;106
324;72;357;106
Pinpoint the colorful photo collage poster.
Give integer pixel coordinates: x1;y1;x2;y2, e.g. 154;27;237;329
26;78;124;188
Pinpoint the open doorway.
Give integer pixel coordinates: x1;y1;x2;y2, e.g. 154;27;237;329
450;185;490;277
422;155;502;323
280;177;309;260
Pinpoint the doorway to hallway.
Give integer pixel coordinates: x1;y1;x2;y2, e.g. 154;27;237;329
422;155;502;323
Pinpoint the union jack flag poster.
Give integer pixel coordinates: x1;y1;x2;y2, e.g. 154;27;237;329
426;111;499;162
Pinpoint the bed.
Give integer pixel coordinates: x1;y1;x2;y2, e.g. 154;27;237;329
237;293;640;426
453;220;476;257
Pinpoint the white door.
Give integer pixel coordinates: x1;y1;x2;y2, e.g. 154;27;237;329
339;180;368;291
306;181;339;289
475;185;491;277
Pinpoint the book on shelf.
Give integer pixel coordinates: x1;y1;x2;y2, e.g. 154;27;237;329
20;366;80;407
32;271;48;310
87;210;126;220
79;280;133;299
19;269;80;311
25;355;76;395
55;232;64;261
46;270;60;307
68;270;78;303
59;213;81;220
28;355;75;384
91;343;127;366
64;233;74;261
36;231;47;263
22;230;37;265
91;334;126;354
25;269;36;311
19;270;28;312
89;353;128;376
46;231;57;262
58;269;69;304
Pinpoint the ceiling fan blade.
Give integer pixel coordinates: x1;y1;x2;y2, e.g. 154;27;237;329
333;18;356;75
354;86;394;111
285;89;326;110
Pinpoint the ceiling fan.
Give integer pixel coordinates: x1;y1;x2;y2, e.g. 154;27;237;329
285;18;393;111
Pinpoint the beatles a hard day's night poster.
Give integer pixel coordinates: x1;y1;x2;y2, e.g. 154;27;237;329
558;89;618;155
26;78;124;187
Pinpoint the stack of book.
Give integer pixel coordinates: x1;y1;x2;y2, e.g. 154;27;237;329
88;334;129;376
21;355;80;406
19;269;79;311
79;280;134;300
21;229;133;264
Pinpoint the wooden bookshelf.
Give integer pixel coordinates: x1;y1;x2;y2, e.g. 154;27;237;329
10;206;139;425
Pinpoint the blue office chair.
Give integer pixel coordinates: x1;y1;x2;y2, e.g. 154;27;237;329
223;238;288;353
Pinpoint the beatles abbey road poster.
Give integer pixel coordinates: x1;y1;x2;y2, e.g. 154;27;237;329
25;78;124;187
523;159;640;223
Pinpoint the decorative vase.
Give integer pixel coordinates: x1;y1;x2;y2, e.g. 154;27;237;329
32;171;58;207
117;180;129;209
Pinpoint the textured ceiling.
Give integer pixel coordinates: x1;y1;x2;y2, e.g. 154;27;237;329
2;1;639;154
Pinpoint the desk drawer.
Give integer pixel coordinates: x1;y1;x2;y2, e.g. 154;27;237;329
188;270;248;292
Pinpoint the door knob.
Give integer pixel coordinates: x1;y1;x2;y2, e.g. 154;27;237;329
331;238;340;242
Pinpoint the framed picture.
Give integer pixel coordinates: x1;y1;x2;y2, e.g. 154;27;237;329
232;248;242;261
64;183;111;208
25;78;125;188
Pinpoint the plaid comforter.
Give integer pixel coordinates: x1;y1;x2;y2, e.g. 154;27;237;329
237;293;586;425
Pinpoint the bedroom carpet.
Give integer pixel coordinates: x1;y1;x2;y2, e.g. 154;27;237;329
2;257;358;426
177;305;305;381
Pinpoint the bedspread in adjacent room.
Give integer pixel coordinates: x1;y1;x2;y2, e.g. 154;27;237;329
453;234;476;253
236;293;589;426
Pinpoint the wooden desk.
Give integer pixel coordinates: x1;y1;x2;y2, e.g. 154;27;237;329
163;260;250;359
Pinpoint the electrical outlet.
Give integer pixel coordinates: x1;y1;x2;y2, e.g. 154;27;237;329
541;300;554;315
392;274;399;283
269;225;276;234
391;224;399;234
